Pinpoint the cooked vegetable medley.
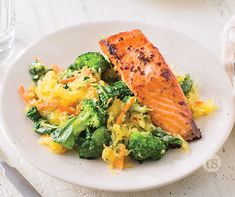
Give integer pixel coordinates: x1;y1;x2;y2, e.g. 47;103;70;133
18;52;216;169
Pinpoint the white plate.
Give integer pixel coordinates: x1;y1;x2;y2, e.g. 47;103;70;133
0;21;234;192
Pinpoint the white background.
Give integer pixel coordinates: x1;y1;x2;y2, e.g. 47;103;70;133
1;0;235;196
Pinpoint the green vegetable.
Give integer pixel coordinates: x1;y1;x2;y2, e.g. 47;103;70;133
51;99;107;149
153;127;183;148
130;102;151;113
72;99;107;136
63;52;110;77
179;74;193;95
26;106;41;122
33;120;57;135
29;59;50;82
63;84;69;89
51;117;77;149
112;81;133;100
97;84;119;108
128;127;184;162
78;126;111;159
63;68;74;78
27;106;57;134
101;67;120;83
128;132;167;161
97;81;133;108
83;76;89;81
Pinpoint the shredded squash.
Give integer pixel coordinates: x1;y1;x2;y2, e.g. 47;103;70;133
19;56;217;170
39;135;67;154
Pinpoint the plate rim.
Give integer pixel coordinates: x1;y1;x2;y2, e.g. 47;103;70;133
0;20;234;192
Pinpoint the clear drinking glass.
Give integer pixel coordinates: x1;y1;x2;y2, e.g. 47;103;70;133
0;0;15;64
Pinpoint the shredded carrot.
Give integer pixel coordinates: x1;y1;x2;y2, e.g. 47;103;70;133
60;77;77;84
70;101;79;107
114;144;126;170
54;105;75;115
18;85;29;104
85;83;91;88
116;97;136;124
75;105;81;116
51;64;63;73
37;102;75;115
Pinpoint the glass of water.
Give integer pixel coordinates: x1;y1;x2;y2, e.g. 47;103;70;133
0;0;15;65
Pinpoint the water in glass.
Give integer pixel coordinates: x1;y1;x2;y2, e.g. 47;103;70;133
0;0;15;64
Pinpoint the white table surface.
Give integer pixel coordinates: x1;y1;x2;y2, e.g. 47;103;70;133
1;0;235;196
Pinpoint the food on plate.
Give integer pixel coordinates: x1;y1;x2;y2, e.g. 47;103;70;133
18;30;216;169
99;29;200;141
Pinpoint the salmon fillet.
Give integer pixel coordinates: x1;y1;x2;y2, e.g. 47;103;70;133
99;29;201;141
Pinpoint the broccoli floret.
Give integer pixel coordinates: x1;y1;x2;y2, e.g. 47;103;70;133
128;128;184;162
26;106;41;122
179;74;193;96
29;59;50;82
128;132;167;161
153;127;183;148
33;119;58;134
64;52;110;76
78;126;111;159
51;99;107;149
72;99;107;136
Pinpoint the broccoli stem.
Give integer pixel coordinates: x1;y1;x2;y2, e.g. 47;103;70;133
72;112;91;136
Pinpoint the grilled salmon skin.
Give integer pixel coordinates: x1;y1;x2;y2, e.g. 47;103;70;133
99;29;201;141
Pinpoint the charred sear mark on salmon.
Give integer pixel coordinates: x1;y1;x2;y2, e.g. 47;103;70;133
180;112;187;117
150;54;155;59
130;66;134;72
157;62;161;66
138;51;151;64
170;83;176;88
127;45;132;51
136;84;145;89
123;65;129;70
118;37;123;41
160;88;167;94
108;44;117;57
102;40;120;60
161;69;171;80
178;101;186;105
137;50;155;65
